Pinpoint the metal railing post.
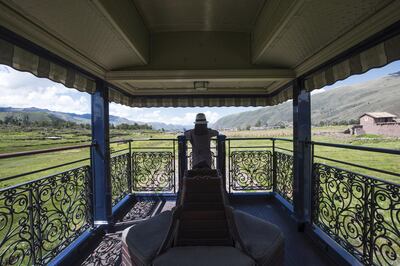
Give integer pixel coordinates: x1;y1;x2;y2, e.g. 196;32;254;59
177;135;187;191
127;140;132;193
217;135;227;189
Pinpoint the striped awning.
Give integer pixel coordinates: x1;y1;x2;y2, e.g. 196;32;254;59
0;38;95;93
1;31;399;107
109;86;293;108
304;33;400;91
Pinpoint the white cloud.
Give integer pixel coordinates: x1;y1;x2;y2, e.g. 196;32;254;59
0;66;90;114
167;111;221;125
109;103;221;125
0;65;231;125
311;88;326;95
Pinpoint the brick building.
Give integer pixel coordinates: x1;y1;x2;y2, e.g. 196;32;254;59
353;112;400;137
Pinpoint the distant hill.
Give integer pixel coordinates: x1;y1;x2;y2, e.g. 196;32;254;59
0;107;187;131
213;74;400;129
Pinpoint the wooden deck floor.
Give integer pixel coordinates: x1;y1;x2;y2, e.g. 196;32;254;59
79;196;335;266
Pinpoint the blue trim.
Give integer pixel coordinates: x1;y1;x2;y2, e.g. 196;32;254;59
48;227;102;266
112;194;132;215
274;193;294;213
306;225;363;266
133;192;177;198
228;191;274;199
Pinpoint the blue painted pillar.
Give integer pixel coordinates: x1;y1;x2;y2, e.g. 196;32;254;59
91;79;112;226
177;135;187;190
292;78;312;231
216;134;227;189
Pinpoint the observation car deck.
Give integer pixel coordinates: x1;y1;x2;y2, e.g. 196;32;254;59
78;196;334;266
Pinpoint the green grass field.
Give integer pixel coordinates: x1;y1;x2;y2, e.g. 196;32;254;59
0;126;176;188
0;125;399;188
0;125;398;265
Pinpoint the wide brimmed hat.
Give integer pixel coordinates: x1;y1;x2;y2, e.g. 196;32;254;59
194;113;208;124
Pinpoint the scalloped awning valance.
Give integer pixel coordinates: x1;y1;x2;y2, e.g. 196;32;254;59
0;38;95;94
304;33;400;91
1;31;399;107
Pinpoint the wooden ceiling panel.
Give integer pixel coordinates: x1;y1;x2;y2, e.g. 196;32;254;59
253;0;395;68
133;0;266;32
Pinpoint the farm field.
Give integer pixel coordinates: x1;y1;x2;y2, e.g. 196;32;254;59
0;125;399;188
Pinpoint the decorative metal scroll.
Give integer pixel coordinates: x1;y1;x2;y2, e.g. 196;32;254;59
119;200;158;222
275;152;294;204
110;153;130;206
132;152;174;192
230;151;273;191
0;166;92;265
312;163;399;266
81;233;121;266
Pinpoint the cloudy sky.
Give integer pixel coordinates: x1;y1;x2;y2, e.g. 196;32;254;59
0;61;399;125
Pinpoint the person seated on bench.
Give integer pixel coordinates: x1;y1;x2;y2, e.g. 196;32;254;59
185;113;219;169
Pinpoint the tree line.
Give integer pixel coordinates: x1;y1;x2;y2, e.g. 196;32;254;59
110;123;152;130
0;114;153;130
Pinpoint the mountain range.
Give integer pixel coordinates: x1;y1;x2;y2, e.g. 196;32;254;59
0;107;188;131
213;73;400;129
1;72;399;130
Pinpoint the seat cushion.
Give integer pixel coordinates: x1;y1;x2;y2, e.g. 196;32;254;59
153;246;255;266
233;210;284;265
123;210;172;265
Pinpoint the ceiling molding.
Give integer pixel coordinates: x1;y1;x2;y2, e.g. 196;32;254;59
295;0;400;77
252;0;305;64
92;0;149;64
106;69;295;82
0;0;106;78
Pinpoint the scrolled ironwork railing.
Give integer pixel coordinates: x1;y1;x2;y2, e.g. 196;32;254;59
110;153;130;206
229;150;273;191
275;151;294;203
312;163;399;266
132;151;175;192
0;166;92;265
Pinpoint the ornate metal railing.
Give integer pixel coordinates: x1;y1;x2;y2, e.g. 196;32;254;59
275;151;294;203
110;153;130;205
1;136;398;266
229;150;273;191
312;163;399;266
132;151;175;192
0;166;92;265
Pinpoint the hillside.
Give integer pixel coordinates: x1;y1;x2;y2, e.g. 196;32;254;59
213;75;400;129
0;107;186;131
